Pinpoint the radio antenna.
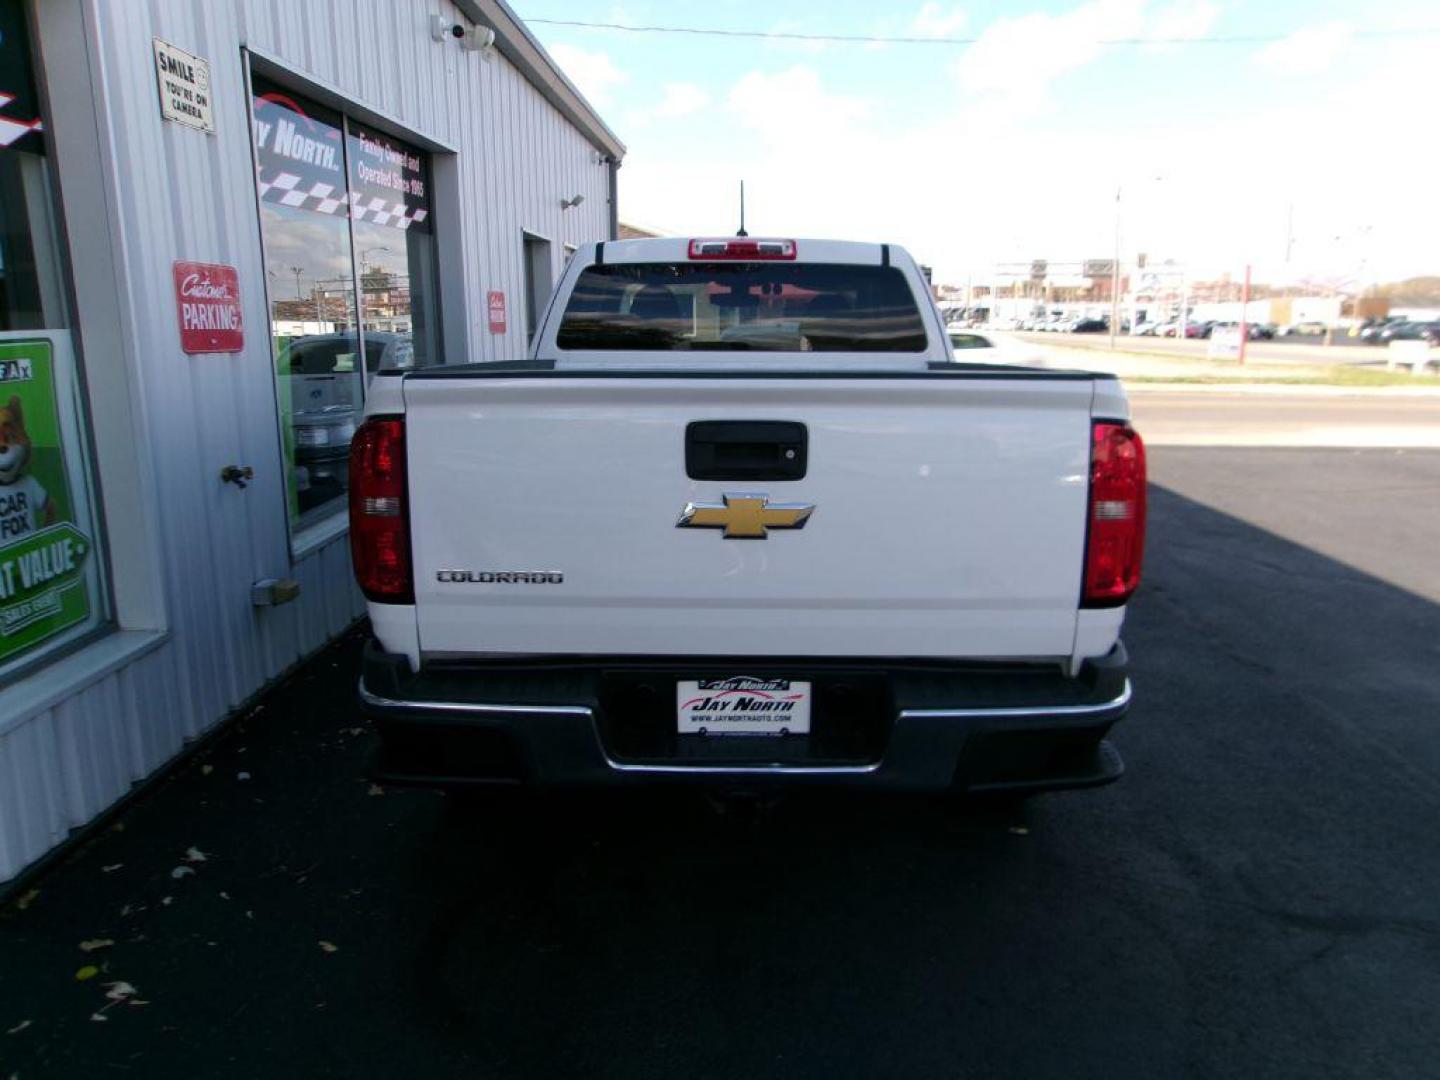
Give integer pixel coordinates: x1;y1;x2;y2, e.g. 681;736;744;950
736;180;748;237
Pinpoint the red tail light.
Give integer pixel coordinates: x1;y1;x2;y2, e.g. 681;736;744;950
1082;422;1147;608
349;416;413;603
687;238;797;260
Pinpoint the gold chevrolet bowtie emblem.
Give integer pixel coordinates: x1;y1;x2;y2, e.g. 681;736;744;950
677;492;815;539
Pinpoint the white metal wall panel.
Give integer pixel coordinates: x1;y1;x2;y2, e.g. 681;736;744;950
1;0;617;883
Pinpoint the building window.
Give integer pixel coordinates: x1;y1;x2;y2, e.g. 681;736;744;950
523;233;552;342
347;120;440;370
249;71;440;533
0;0;109;682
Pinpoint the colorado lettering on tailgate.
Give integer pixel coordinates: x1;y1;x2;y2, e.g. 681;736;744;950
436;570;564;584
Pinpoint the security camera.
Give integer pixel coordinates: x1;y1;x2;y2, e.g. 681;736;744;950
457;25;496;51
430;16;495;51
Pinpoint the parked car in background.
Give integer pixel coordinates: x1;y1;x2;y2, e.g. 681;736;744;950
1211;321;1275;341
948;328;996;350
1280;320;1327;336
1132;321;1162;336
284;331;415;514
1072;318;1108;333
1380;320;1440;345
1353;316;1399;342
1184;320;1214;339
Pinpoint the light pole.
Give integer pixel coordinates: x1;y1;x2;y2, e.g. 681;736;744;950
1109;186;1121;348
1320;224;1370;346
1109;175;1172;346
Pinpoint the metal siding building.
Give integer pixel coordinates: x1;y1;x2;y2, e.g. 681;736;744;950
0;0;622;883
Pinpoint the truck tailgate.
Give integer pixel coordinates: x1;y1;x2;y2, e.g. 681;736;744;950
403;376;1095;660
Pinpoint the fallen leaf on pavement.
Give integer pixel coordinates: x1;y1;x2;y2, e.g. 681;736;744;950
201;764;214;776
236;771;251;781
1008;825;1030;836
79;939;115;953
183;846;209;863
15;889;39;910
104;981;139;1002
75;966;100;981
218;891;231;901
90;1012;109;1023
6;1019;32;1035
170;866;195;880
318;941;338;953
101;864;124;874
160;896;173;907
367;784;385;796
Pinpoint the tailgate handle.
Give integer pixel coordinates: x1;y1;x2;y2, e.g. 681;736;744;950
686;420;808;481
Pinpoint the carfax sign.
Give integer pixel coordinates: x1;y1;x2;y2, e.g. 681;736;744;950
0;340;93;661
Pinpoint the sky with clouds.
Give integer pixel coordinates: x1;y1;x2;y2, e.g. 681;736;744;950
520;0;1437;286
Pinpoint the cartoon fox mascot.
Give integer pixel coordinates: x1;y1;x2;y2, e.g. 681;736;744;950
0;395;55;543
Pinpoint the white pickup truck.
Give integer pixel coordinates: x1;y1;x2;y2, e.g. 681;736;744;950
351;237;1146;795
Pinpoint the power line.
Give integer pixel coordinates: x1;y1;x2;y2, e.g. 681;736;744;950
523;16;1440;48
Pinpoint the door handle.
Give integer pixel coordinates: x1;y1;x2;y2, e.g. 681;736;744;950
220;465;254;489
686;421;808;481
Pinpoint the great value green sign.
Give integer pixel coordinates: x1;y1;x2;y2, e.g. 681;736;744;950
0;522;90;644
0;340;94;662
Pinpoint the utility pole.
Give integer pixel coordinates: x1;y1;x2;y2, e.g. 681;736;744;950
1283;201;1295;299
1109;185;1122;349
1179;273;1189;339
1238;263;1252;366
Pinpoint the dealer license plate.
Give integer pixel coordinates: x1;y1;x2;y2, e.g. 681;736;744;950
676;678;812;736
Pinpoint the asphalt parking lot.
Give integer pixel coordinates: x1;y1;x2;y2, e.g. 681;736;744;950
3;446;1439;1079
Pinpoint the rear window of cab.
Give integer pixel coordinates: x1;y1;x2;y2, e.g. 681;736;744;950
555;263;928;352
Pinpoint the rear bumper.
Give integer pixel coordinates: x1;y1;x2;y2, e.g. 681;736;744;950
359;643;1131;794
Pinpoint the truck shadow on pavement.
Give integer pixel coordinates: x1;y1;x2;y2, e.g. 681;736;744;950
2;464;1439;1079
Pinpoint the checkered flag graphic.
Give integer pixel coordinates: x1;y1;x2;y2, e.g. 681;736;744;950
0;93;43;148
257;167;428;230
350;194;429;230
